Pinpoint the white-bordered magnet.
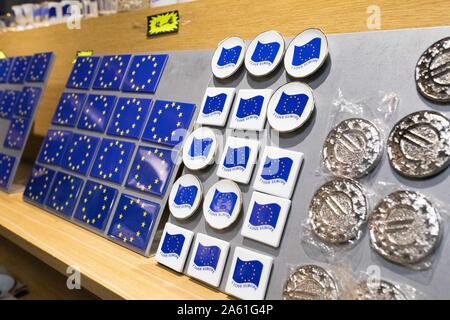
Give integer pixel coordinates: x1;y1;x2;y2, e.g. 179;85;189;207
245;30;285;77
183;127;218;170
284;28;329;78
186;233;230;287
211;37;246;79
267;82;315;133
169;174;203;220
203;179;242;230
229;89;273;131
253;146;304;199
196;87;236;127
225;246;273;300
155;223;194;272
241;191;291;248
216;136;259;184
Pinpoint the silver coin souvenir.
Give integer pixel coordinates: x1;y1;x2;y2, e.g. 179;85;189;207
387;110;450;178
415;37;450;102
322;118;383;179
309;178;368;245
368;190;441;266
283;265;339;300
355;280;407;300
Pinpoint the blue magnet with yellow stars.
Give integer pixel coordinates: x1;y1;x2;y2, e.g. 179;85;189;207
51;92;87;127
66;56;100;90
92;54;131;91
23;165;56;205
126;145;176;196
141;99;195;147
46;172;84;216
26;52;54;83
61;133;100;175
121;54;168;93
74;180;118;231
8;56;32;84
0;153;16;189
14;86;42;118
37;130;72;166
4;117;31;150
0;58;13;83
0;90;20;119
107;97;152;139
108;193;160;251
77;94;116;133
90;138;135;184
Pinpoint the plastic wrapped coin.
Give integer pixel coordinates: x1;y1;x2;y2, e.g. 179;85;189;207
368;190;441;266
283;265;339;300
322;118;383;179
387;110;450;179
355;280;407;300
415;37;450;102
308;178;368;245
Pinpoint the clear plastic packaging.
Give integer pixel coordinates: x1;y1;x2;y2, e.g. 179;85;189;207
282;263;353;300
368;181;448;272
317;89;400;181
345;267;426;300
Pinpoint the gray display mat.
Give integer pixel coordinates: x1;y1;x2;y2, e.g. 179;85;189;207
0;55;53;193
27;51;213;257
170;26;450;299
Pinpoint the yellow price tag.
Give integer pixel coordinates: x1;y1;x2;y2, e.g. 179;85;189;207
72;50;94;64
147;11;179;37
0;51;7;59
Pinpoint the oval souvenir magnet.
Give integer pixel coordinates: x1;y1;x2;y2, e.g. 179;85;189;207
211;37;246;79
183;127;218;170
245;30;285;77
284;28;329;78
169;174;203;220
203;179;242;230
267;82;315;132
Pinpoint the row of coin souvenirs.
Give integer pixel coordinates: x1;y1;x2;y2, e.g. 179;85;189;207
153;29;330;300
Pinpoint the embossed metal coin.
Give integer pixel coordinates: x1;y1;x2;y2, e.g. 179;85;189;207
322;118;383;179
415;37;450;102
387;110;450;178
309;178;368;245
283;265;339;300
355;280;407;300
368;190;441;266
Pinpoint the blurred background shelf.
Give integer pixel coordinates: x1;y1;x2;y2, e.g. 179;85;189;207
0;0;449;299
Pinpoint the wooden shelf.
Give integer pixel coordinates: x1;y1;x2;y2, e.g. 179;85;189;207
0;0;448;300
0;192;227;299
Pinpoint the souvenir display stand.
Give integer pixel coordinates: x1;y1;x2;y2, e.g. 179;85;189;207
170;27;450;299
0;53;54;192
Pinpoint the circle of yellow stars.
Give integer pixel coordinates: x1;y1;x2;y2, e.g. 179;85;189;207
50;174;78;212
71;57;95;88
27;167;51;202
80;184;110;226
55;93;81;125
66;135;94;172
128;55;158;92
42;131;67;164
81;95;110;130
96;140;128;180
112;98;143;136
116;197;151;244
97;55;125;89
